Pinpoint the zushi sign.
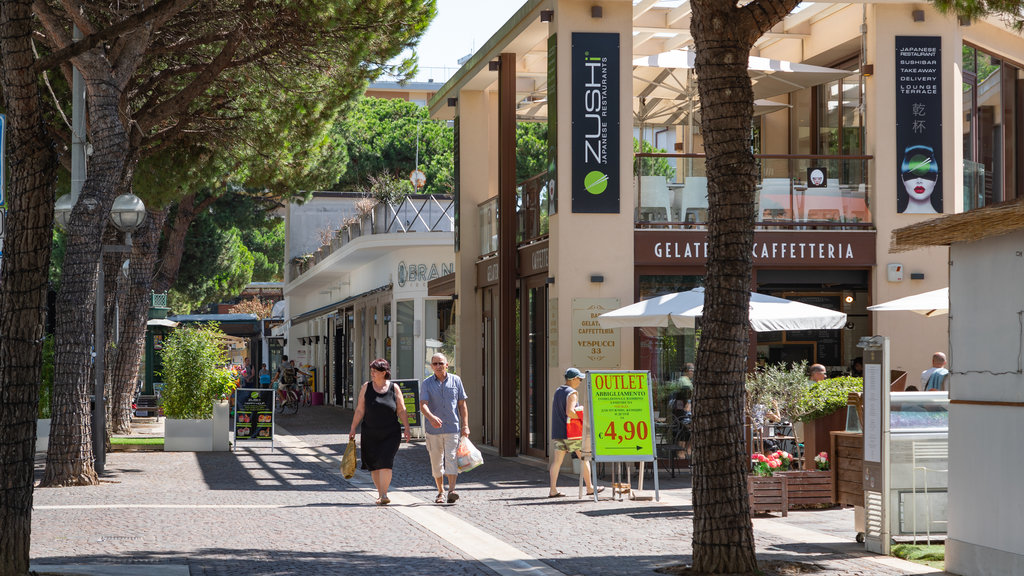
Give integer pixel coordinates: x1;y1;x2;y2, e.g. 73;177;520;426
572;33;619;213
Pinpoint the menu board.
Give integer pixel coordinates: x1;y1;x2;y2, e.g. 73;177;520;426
393;379;421;427
585;371;656;462
785;295;842;366
234;388;274;441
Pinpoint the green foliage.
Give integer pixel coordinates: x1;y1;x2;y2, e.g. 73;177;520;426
331;97;454;195
516;122;548;182
49;228;67;291
633;139;676;179
39;337;55;418
892;544;944;569
158;324;237;419
746;362;809;424
796;376;863;422
168;192;284;312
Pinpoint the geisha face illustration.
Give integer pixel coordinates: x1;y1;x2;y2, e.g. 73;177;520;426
901;145;939;203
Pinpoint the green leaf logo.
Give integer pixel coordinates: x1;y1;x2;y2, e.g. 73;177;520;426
584;171;609;195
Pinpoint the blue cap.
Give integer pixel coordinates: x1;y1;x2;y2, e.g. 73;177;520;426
564;367;584;380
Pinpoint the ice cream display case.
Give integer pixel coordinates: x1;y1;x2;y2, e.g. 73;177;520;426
887;391;948;539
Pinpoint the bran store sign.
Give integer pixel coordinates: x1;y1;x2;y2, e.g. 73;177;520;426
397;261;455;288
572;33;619;214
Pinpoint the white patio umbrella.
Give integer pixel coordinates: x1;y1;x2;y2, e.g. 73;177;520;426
632;49;852;101
866;287;948;317
597;287;847;332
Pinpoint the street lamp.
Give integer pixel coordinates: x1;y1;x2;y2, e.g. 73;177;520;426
54;192;147;474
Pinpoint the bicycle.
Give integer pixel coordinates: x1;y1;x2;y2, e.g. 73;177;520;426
277;383;301;415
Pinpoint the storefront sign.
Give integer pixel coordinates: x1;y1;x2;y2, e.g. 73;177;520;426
549;297;559;369
393;379;421;427
519;240;549;276
572;32;620;214
397;260;455;287
233;388;275;442
635;230;876;267
895;36;942;214
572;298;620;368
476;255;499;288
585;371;656;462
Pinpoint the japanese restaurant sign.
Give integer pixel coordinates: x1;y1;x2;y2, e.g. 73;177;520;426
233;388;275;443
895;36;943;214
585;371;656;462
572;298;620;368
571;32;620;214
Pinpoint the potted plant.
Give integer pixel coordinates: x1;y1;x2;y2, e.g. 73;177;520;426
795;375;862;469
748;452;788;516
159;323;237;451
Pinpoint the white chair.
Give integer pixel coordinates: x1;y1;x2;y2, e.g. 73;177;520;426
637;176;674;222
680;177;708;222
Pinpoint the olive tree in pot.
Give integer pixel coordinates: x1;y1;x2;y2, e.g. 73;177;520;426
159;323;237;451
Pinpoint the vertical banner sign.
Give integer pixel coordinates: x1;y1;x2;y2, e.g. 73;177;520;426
547;34;558;215
895;36;942;214
393;379;421;427
586;371;655;462
233;388;275;443
572;33;620;213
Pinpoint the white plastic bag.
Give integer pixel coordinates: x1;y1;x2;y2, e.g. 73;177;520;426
455;435;484;473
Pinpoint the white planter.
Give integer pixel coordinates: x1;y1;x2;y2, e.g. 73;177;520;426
164;418;214;452
212;401;230;451
36;418;51;453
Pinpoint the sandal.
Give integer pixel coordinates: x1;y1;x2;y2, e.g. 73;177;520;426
380;495;390;505
548;492;565;498
586;486;606;496
434;492;445;504
447;491;459;504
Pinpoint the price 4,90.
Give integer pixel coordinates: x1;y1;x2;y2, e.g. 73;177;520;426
603;420;649;444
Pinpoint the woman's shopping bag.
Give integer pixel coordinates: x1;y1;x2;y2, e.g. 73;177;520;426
340;439;357;479
455;436;484;473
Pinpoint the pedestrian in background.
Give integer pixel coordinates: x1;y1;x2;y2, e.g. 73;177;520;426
420;353;469;504
921;352;949;391
548;368;602;498
349;358;411;506
809;364;827;382
259;363;271;389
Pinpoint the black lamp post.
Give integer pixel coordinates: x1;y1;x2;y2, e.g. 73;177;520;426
55;192;147;474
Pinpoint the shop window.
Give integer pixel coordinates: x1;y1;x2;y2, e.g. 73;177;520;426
962;44;1022;210
396;300;414;380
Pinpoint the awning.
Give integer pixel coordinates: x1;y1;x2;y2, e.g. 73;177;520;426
290;283;392;326
146;318;179;328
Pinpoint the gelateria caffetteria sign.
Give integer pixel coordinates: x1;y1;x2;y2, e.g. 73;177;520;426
634;230;877;267
572;33;620;214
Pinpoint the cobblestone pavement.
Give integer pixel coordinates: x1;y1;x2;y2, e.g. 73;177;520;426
30;406;946;576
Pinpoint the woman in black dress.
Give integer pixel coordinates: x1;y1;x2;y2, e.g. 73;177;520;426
348;358;411;505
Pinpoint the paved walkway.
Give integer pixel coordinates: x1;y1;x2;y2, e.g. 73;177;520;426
30;406;947;575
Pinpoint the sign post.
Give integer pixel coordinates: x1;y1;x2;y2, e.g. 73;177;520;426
860;336;891;554
393;379;422;439
584;370;659;501
232;388;276;450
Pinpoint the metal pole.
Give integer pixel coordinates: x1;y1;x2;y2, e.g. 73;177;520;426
94;257;105;474
71;26;85;203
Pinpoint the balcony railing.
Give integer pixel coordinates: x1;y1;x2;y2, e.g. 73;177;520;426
634;153;873;229
291;194;454;279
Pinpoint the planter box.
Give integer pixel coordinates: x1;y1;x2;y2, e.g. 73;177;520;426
801;409;846;468
777;469;834;508
164;418;214;452
748;475;788;517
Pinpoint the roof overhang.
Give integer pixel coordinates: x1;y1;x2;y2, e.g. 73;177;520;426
891;198;1024;252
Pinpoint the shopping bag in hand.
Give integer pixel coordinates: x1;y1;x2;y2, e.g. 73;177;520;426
340;439;357;479
455;436;484;473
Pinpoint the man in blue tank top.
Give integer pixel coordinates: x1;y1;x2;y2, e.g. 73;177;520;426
548;368;602;498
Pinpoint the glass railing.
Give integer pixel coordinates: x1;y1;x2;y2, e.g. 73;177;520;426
634;153;873;229
479;197;498;256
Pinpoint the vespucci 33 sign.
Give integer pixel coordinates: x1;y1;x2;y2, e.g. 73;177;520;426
572;33;619;213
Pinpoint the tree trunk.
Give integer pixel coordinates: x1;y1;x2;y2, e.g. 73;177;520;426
153;193;215;293
42;82;130;487
688;2;760;573
109;209;165;433
0;0;59;571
